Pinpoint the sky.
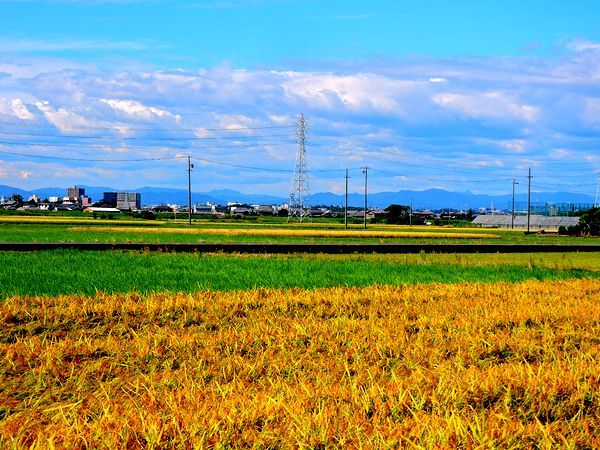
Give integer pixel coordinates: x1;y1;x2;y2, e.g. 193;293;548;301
0;0;599;200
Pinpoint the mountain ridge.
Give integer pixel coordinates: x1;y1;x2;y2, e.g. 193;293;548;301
0;185;595;210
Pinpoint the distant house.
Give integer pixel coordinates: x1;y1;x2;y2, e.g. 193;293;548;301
152;205;174;213
473;214;580;230
196;204;215;214
213;205;228;215
309;208;330;217
57;203;78;211
1;200;19;210
255;205;275;215
18;199;39;210
229;205;254;215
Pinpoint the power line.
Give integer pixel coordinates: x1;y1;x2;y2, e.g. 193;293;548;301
0;147;354;173
0;119;295;133
0;149;182;162
192;157;292;173
0;130;296;141
0;140;294;151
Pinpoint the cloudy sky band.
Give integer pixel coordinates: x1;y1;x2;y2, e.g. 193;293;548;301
0;0;598;197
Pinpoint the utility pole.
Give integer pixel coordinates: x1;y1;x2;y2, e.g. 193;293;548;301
363;166;368;229
187;156;194;226
344;169;349;230
527;168;532;233
512;178;519;229
409;198;413;227
595;173;600;208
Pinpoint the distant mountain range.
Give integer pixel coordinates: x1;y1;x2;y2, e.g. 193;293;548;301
1;184;595;210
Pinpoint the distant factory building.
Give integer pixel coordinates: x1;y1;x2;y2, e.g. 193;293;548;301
104;192;141;210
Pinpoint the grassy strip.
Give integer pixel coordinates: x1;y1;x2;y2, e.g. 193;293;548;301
1;221;597;244
1;250;598;297
68;225;502;239
1;280;598;447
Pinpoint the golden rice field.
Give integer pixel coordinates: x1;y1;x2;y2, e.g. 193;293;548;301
69;225;501;240
0;216;145;226
1;280;598;448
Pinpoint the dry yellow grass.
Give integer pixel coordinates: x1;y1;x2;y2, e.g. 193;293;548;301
0;216;142;225
69;226;501;239
1;280;598;448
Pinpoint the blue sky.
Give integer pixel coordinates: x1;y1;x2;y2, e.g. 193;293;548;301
0;0;599;201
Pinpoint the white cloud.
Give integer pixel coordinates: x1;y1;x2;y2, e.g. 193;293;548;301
100;99;181;122
499;140;527;153
567;39;600;53
549;148;574;160
433;91;538;122
35;101;100;133
209;113;262;131
280;72;421;115
268;113;291;124
473;160;505;168
0;98;35;120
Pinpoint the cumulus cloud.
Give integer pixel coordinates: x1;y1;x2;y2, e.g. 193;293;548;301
0;47;598;194
0;98;35;120
100;99;181;122
34;101;101;133
432;92;538;122
279;72;421;115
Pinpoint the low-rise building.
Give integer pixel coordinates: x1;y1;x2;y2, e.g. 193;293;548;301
473;214;580;230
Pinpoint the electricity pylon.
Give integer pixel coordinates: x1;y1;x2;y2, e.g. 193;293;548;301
288;114;310;222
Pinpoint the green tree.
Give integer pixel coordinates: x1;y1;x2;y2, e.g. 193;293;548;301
560;207;600;236
9;194;23;203
579;207;600;236
384;204;411;225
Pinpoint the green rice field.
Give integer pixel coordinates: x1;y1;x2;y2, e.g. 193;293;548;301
1;250;599;298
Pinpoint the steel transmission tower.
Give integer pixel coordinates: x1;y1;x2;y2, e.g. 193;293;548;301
288;114;310;222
